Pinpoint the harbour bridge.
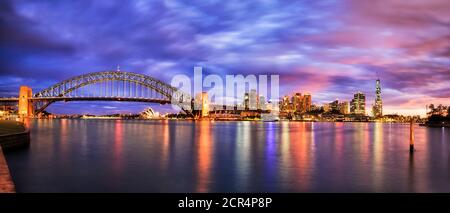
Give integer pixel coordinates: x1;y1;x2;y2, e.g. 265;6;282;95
0;71;194;117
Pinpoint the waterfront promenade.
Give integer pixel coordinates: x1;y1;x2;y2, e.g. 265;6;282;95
0;120;29;193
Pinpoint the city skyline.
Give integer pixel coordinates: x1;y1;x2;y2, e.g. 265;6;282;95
0;0;449;116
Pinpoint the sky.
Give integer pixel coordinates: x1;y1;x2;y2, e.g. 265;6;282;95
0;0;449;116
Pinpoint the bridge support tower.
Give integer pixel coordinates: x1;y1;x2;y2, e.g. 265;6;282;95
18;86;33;117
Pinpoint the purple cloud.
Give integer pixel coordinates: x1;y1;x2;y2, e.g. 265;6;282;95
0;0;448;115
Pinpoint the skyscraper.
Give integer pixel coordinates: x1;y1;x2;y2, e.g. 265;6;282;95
292;93;302;112
280;95;291;112
323;103;331;112
330;99;339;112
195;92;209;117
351;92;365;115
372;79;383;118
258;96;266;110
249;89;258;110
303;93;312;112
243;92;249;110
338;101;350;114
18;86;33;117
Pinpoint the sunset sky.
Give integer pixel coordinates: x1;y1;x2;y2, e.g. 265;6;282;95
0;0;449;115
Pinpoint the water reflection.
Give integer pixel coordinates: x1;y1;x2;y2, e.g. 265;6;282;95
372;122;384;191
4;120;450;192
408;152;415;192
291;122;313;191
332;122;344;191
263;122;279;191
160;120;170;171
113;120;123;175
196;121;213;192
59;119;68;164
234;121;251;191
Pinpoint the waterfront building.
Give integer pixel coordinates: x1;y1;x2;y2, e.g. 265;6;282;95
310;104;320;112
0;105;15;119
351;92;366;115
372;79;383;118
288;92;312;114
249;89;258;110
281;95;292;112
338;101;350;114
330;99;339;112
303;93;312;112
266;101;273;111
140;107;160;119
195;92;209;117
259;96;266;110
292;93;302;113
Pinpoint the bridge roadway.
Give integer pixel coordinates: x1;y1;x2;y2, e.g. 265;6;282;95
0;97;171;104
0;98;18;102
1;97;269;113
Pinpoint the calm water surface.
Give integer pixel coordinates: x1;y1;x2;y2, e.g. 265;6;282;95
4;119;450;192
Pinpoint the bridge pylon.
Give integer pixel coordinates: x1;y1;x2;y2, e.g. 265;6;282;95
18;86;34;117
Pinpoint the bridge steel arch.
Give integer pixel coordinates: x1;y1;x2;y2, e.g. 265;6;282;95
32;71;192;115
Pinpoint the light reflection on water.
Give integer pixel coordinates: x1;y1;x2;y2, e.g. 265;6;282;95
4;119;450;192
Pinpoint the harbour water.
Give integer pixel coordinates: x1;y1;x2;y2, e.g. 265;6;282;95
4;119;450;192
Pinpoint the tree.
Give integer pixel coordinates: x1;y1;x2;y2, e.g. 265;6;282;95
447;106;450;118
330;109;342;115
428;114;445;124
427;104;434;117
309;108;324;115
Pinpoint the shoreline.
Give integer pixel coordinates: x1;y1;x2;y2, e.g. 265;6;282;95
420;123;450;128
0;146;15;193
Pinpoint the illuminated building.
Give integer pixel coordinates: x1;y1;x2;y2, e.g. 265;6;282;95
280;95;292;112
292;93;302;113
249;89;258;110
140;107;160;119
289;92;312;114
266;101;273;111
310;104;320;112
323;103;331;112
338;101;350;114
351;92;365;115
0;105;14;114
372;79;383;118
